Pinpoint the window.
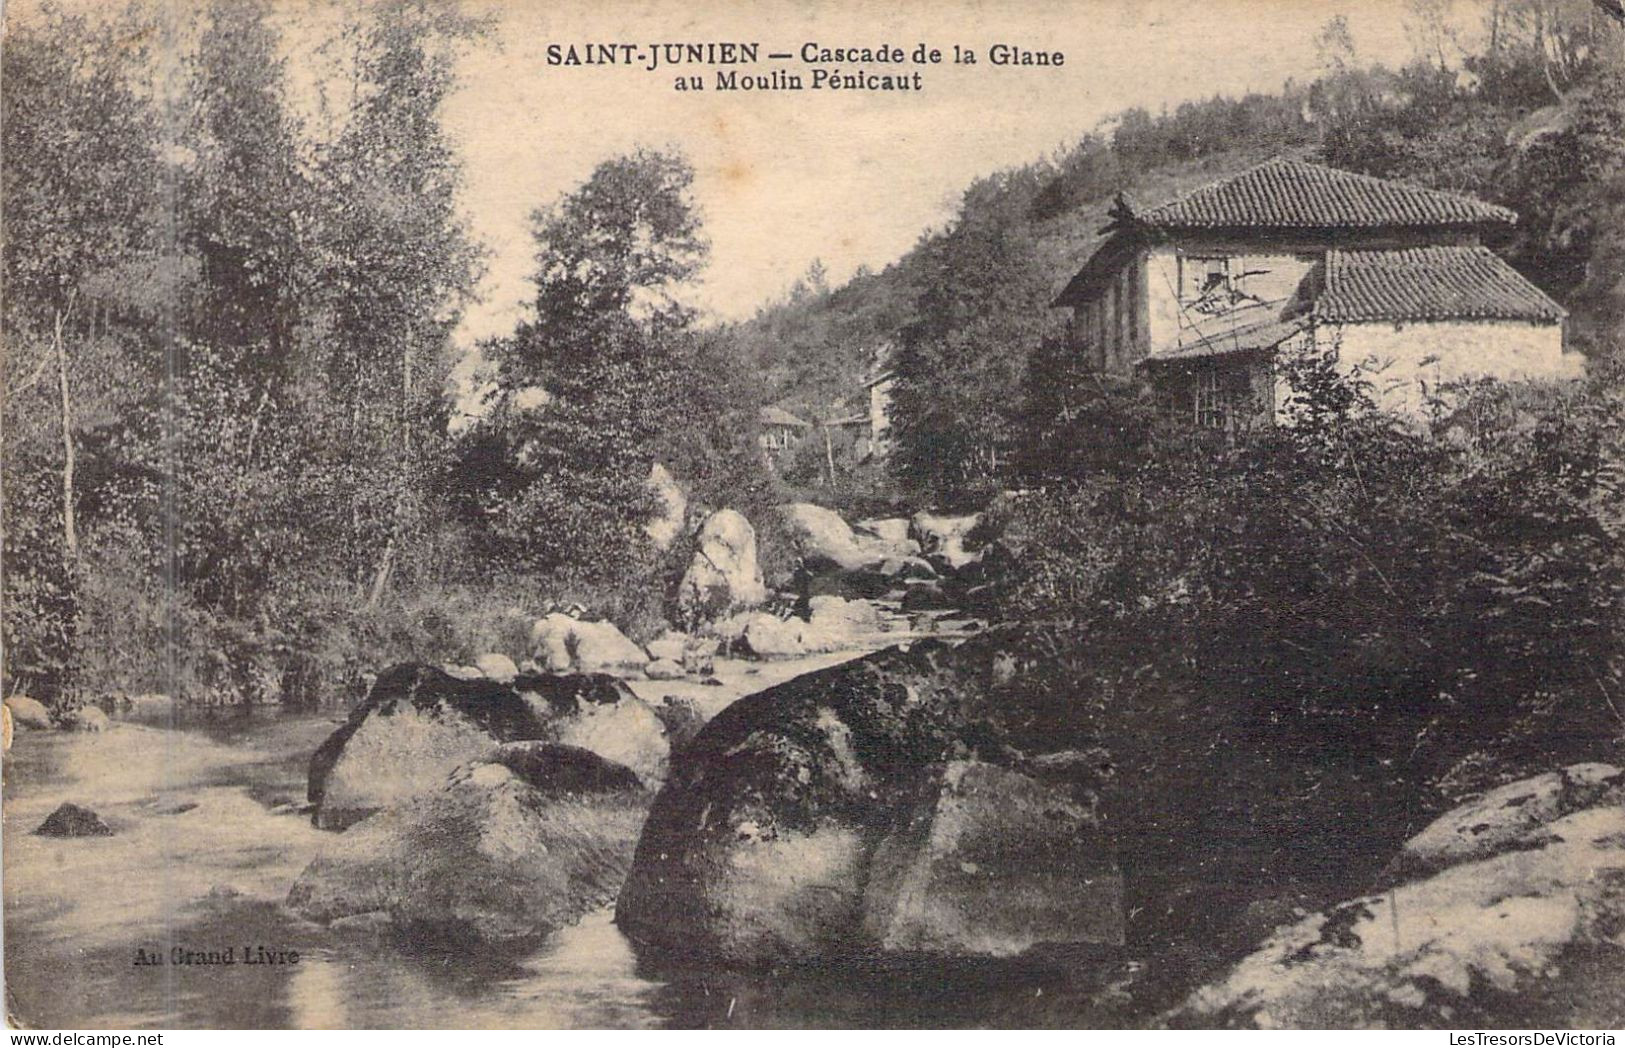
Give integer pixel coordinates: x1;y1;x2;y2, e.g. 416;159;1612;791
1194;370;1226;428
1182;255;1231;301
1159;365;1259;430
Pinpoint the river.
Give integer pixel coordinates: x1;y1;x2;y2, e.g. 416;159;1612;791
4;647;1101;1029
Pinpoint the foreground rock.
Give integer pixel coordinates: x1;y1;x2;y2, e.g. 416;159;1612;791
4;695;52;730
1168;763;1625;1028
677;509;769;623
1385;762;1624;881
308;664;668;829
35;802;114;838
615;637;1122;966
531;614;649;676
863;760;1123;958
289;750;647;944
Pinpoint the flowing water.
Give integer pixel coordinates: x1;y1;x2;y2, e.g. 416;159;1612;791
4;650;1105;1029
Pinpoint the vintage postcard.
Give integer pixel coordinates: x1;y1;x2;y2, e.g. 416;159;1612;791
3;0;1622;1032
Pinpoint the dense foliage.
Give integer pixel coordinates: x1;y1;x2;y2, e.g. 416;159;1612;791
972;347;1625;958
2;4;777;704
454;150;779;637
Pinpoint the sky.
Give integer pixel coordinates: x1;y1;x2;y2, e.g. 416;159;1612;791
432;0;1439;346
12;0;1461;348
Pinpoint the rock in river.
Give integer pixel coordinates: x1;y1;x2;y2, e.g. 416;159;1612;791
5;695;52;730
59;706;108;733
473;652;520;683
35;802;114;838
530;614;650;676
308;664;668;830
677;508;769;623
779;502;884;573
615;636;1123;966
289;752;648;944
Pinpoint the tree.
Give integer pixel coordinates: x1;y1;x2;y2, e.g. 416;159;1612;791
165;0;327;619
317;0;487;603
889;169;1058;505
476;149;710;579
1;4;166;699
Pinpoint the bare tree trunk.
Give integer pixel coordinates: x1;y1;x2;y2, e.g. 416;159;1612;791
53;301;79;565
365;330;413;609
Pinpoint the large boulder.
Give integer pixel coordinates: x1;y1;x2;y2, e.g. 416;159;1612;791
740;613;808;659
855;517;913;550
721;599;881;660
615;637;1122;967
309;664;554;830
537;680;670;789
119;693;176;720
308;664;668;829
909;511;983;572
644;463;688;552
779;503;883;573
807;594;881;638
677;509;768;623
645;631;689;663
1168;765;1625;1029
4;695;52;730
530;614;649;676
1385;762;1623;882
862;760;1123;958
645;659;685;681
288;754;647;944
879;555;937;581
35;802;114;838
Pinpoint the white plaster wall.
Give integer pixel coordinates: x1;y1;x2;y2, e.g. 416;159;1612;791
1311;319;1573;416
1145;247;1315;359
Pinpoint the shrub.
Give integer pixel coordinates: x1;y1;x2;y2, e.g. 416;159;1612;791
978;351;1624;954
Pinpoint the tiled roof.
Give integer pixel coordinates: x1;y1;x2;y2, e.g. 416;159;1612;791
1143;314;1307;364
759;406;812;428
1315;246;1567;323
1135;158;1517;231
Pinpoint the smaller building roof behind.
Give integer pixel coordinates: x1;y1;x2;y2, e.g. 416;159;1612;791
1316;246;1567;324
1143;314;1306;365
760;406;813;428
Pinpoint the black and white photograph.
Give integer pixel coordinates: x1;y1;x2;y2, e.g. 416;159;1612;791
2;0;1623;1032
